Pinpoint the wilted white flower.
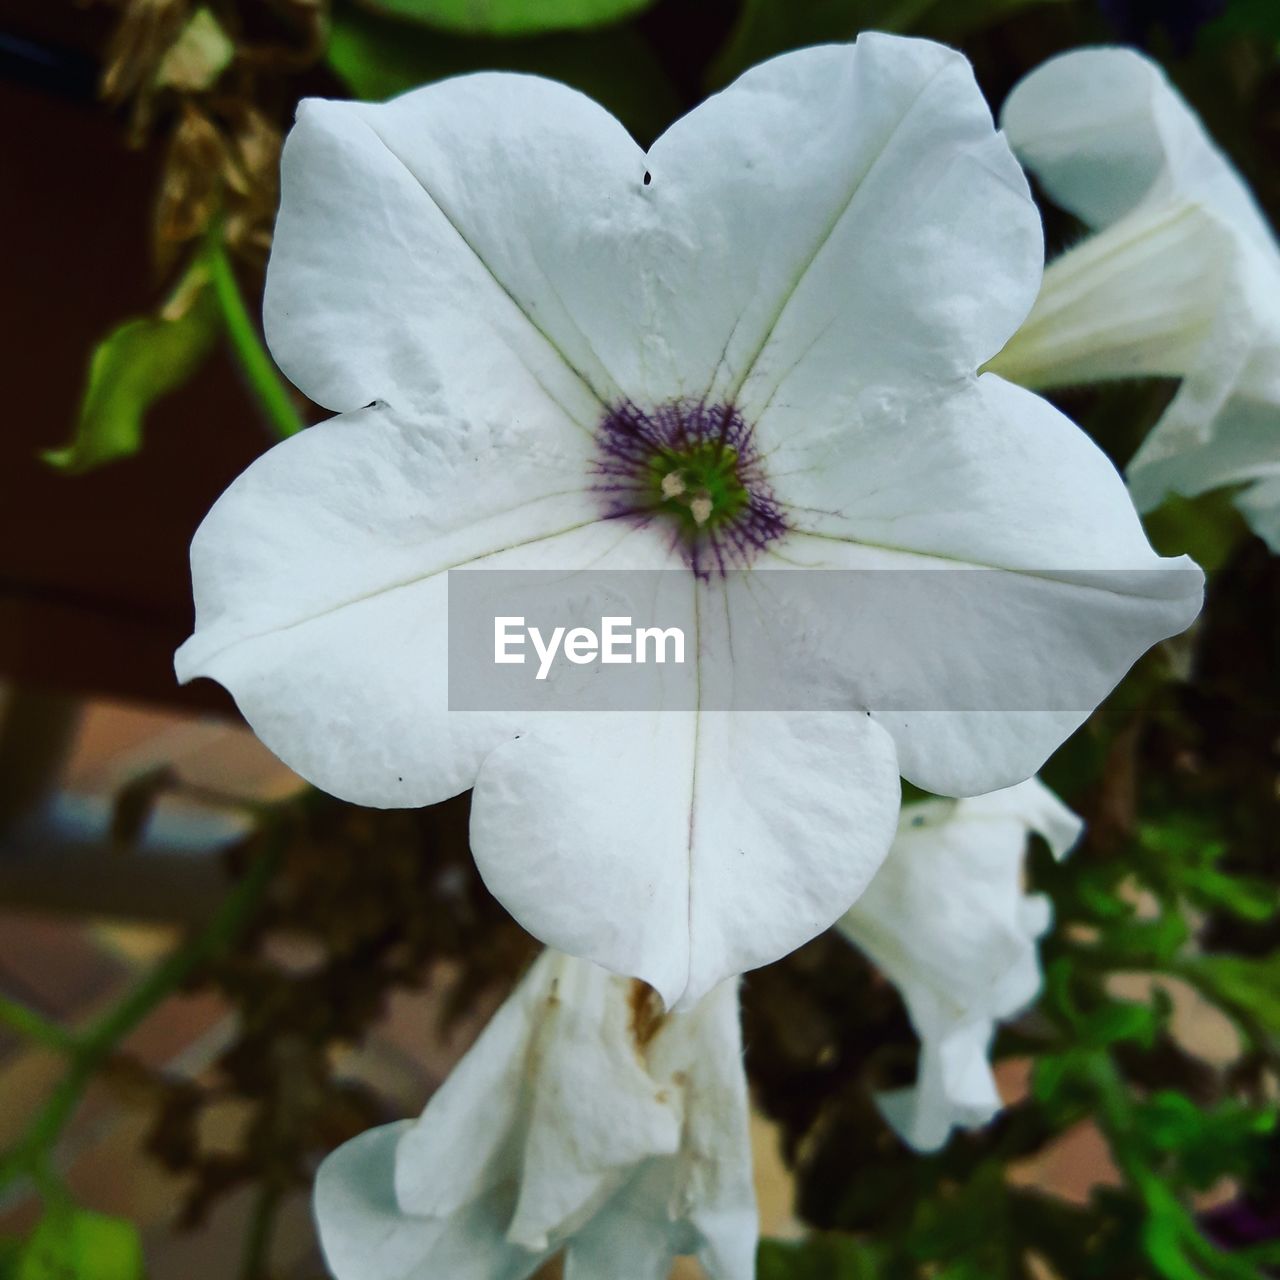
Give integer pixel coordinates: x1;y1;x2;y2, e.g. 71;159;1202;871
838;778;1083;1151
314;950;755;1279
176;34;1200;1009
994;47;1280;550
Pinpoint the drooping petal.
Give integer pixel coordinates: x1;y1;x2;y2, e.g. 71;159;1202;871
314;1123;548;1280
503;958;682;1250
395;951;679;1252
964;777;1084;861
839;778;1081;1151
649;977;757;1279
767;375;1202;795
1127;382;1280;549
563;1162;693;1280
322;954;752;1277
564;978;756;1280
174;404;680;809
877;1021;1003;1153
840;780;1078;1026
392;954;539;1219
471;708;901;1010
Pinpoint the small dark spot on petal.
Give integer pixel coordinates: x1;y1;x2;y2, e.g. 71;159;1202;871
642;171;652;186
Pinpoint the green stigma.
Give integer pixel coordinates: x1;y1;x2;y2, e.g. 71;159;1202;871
643;441;750;533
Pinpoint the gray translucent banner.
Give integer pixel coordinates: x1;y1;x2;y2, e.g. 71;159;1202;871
446;568;1200;712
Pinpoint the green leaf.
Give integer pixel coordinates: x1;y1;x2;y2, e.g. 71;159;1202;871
1143;490;1249;571
352;0;654;35
758;1235;881;1280
1135;1092;1277;1188
1088;999;1164;1048
1184;954;1280;1034
1098;915;1192;967
328;7;680;142
44;260;218;475
16;1210;145;1280
1139;819;1279;922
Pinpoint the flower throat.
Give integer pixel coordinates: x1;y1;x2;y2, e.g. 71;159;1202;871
591;400;787;577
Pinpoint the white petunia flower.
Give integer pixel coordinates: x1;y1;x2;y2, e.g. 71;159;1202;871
176;33;1201;1009
838;778;1083;1151
313;950;756;1280
994;47;1280;549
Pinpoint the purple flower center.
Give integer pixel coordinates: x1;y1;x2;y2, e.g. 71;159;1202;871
591;400;787;577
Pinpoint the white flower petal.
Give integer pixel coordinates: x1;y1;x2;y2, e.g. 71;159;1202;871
314;1123;546;1280
649;33;1041;415
770;376;1202;794
961;776;1084;861
393;954;547;1221
1000;46;1274;251
840;778;1079;1150
878;1021;1002;1152
175;404;686;809
564;979;755;1280
471;709;901;1010
776;374;1177;569
264;79;637;420
841;779;1073;1023
177;402;595;677
1127;392;1280;542
568;1189;681;1280
988;201;1234;390
1235;473;1280;551
649;978;757;1279
562;1163;690;1280
997;46;1280;509
340;955;753;1276
268;35;1038;422
504;957;682;1249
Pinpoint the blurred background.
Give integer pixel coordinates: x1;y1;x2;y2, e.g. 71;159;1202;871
1;1;1278;1277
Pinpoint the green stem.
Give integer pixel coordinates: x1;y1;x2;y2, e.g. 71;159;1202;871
205;236;304;440
0;837;282;1196
0;997;80;1056
240;1179;283;1280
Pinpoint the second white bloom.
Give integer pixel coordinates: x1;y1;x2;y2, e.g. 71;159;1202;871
315;951;755;1279
839;779;1083;1151
995;47;1280;549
